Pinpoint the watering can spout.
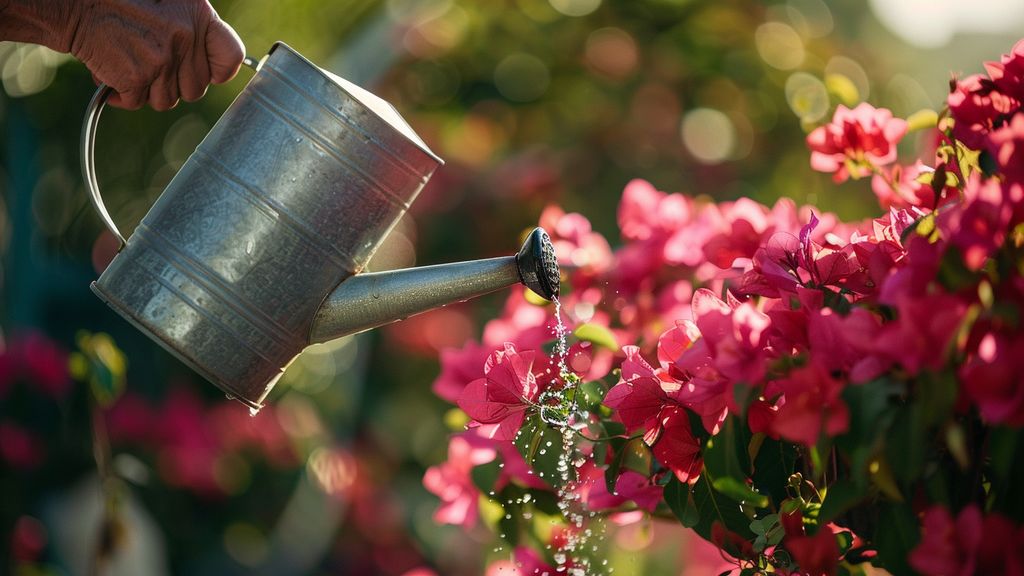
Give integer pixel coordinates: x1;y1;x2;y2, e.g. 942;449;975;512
308;228;560;344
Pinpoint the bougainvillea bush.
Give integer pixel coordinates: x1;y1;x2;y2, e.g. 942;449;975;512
425;39;1024;575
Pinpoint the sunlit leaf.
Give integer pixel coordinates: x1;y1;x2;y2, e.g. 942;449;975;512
574;323;619;351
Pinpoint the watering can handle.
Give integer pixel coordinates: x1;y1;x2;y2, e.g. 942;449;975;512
81;56;261;248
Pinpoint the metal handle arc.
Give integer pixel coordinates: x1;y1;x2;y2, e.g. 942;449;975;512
80;56;261;249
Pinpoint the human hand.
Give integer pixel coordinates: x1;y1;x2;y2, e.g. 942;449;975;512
68;0;245;110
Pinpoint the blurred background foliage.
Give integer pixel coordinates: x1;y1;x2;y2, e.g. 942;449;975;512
1;0;1022;574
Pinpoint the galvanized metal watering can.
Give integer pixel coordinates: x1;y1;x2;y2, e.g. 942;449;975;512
81;42;560;410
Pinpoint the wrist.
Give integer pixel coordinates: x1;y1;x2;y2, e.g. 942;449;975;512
0;1;82;52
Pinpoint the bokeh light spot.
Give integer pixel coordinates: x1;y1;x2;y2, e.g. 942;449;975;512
787;0;833;38
785;72;829;122
494;53;551;103
548;0;602;17
681;108;736;165
825;56;870;102
754;22;805;70
585;27;638;81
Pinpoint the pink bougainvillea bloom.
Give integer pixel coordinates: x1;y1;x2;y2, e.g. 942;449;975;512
0;422;44;470
422;433;496;529
768;362;849;447
0;332;70;400
910;505;1024;576
874;292;967;376
433;340;493;403
938;174;1013;271
961;331;1024;425
688;288;771;385
604;346;704;482
788;534;841;576
949;40;1024;150
612;470;665;512
603;345;671;433
152;389;222;494
650;406;703;484
806;103;908;182
457;343;539;441
701;197;773;268
948;74;1020;151
540;204;614;282
870;161;935;210
987;112;1024;185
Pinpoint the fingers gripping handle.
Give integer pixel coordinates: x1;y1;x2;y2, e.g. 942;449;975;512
81;56;262;249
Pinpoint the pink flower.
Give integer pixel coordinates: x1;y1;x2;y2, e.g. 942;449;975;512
604;346;672;433
870;161;935;210
540;205;613;284
422;433;496;528
604;346;704;483
485;547;559;576
768;362;849;447
987;112;1024;185
457;343;540;441
0;332;70;400
0;422;44;470
690;288;771;385
949;39;1024;150
937;174;1013;271
433;341;492;403
807;103;908;182
909;505;1024;576
781;509;840;576
649;406;703;484
961;330;1024;425
948;74;1020;150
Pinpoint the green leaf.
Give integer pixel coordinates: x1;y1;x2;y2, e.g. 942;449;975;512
577;380;608;411
574;323;619;351
622;437;653;475
906;109;938;132
818;480;867;524
752;437;798;509
529;489;561;516
514;416;568;488
872;503;920;576
988;427;1024;521
703;415;752;486
471;458;503;493
837;378;899;485
666;474;756;543
712;477;769;508
885;403;927;490
665;477;700;528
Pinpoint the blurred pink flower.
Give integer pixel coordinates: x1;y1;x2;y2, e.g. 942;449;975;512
938;174;1013;271
961;330;1024;425
0;332;70;400
807;103;908;182
0;422;44;470
870;161;934;210
909;505;1024;576
422;433;496;529
433;341;493;403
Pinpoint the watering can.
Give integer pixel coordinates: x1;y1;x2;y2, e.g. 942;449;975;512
81;42;560;410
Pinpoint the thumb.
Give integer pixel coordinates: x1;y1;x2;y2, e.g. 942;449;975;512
206;18;245;85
